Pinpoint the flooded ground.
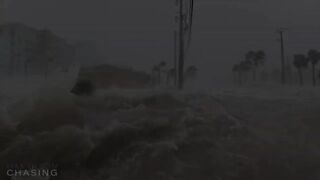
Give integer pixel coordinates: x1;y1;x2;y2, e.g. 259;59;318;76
0;83;320;179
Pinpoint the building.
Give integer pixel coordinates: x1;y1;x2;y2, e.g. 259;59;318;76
0;23;75;77
77;64;151;89
0;0;5;25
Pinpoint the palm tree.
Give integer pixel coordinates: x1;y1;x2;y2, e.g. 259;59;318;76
307;49;320;86
166;68;176;86
245;50;266;81
293;54;309;86
245;51;255;60
152;65;160;86
245;51;256;80
151;61;167;86
185;65;197;80
253;50;266;81
232;64;241;85
239;59;252;83
158;61;167;84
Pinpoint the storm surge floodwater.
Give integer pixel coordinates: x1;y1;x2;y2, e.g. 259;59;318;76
0;79;320;180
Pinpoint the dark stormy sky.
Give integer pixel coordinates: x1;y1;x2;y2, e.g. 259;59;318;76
5;0;320;86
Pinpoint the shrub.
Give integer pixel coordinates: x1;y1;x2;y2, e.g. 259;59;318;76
0;127;93;168
0;118;17;152
71;79;95;96
16;93;84;135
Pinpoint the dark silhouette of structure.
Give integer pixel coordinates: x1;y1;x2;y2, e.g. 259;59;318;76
71;79;95;96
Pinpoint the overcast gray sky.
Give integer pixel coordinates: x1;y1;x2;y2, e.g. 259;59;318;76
5;0;320;85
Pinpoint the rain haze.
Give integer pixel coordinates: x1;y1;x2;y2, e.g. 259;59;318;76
6;0;320;86
1;1;320;180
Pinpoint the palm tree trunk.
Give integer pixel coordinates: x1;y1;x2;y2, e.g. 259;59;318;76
151;71;156;86
244;72;248;83
312;64;316;86
44;61;49;79
298;69;303;86
24;61;28;77
166;73;170;86
239;71;242;85
158;71;161;84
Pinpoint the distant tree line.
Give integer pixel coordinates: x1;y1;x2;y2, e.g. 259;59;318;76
293;49;320;86
151;61;197;87
232;49;320;87
232;50;266;85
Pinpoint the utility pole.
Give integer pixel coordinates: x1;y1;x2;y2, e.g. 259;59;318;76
178;0;185;89
9;28;15;76
173;30;178;86
175;0;194;90
277;28;287;85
